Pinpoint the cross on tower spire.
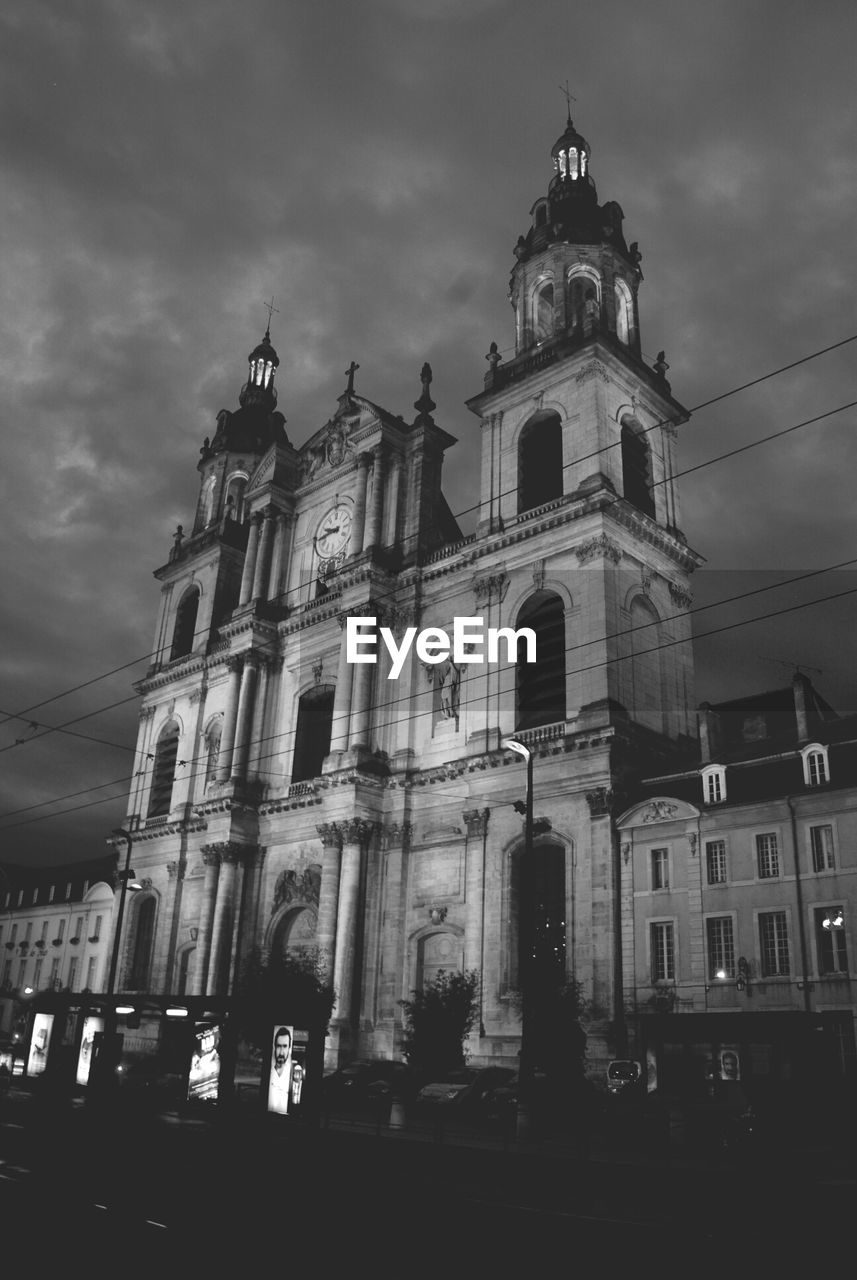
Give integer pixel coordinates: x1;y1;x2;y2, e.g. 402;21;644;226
344;360;359;395
263;296;280;338
559;79;576;124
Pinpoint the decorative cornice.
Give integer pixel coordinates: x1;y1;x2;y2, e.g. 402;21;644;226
668;580;693;610
575;533;622;566
473;571;509;604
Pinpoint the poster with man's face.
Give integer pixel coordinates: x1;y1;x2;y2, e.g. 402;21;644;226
719;1047;741;1081
267;1024;294;1115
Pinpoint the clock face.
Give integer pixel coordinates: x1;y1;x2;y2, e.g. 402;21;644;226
316;504;352;560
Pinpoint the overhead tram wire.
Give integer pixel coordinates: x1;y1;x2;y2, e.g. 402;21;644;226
4;572;857;836
1;331;855;741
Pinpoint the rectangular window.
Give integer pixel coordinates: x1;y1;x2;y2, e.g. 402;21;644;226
650;922;675;982
706;916;735;979
32;888;38;905
85;957;97;990
807;751;828;786
73;916;84;939
10;924;18;944
93;915;103;941
67;957;78;992
2;960;12;987
49;958;60;988
65;882;72;901
816;907;847;975
704;771;724;804
33;958;43;989
40;920;49;942
810;825;835;873
56;919;66;942
706;839;727;884
24;922;32;944
651;848;670;890
759;911;790;976
49;884;55;903
16;960;26;989
756;833;780;879
17;890;23;906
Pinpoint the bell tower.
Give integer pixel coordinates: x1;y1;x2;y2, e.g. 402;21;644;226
468;114;701;743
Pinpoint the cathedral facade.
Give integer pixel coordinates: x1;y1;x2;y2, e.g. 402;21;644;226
115;116;700;1072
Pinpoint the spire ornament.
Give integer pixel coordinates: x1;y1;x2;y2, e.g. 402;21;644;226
413;362;436;425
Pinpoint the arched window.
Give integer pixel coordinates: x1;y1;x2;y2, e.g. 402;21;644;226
567;267;600;335
516;592;565;729
801;744;830;787
148;721;180;818
518;411;563;513
621;417;655;518
224;475;248;523
128;896;155;990
205;720;222;786
629;596;663;733
291;685;335;783
170;586;200;661
510;841;566;990
534;282;554;343
615;278;634;345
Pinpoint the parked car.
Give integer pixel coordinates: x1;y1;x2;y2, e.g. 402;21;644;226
415;1066;516;1118
0;1035;25;1077
322;1059;415;1112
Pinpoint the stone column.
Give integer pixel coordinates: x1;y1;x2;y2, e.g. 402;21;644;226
328;615;354;754
161;859;186;994
363;445;386;550
230;657;259;782
252;509;275;602
227;855;247;990
206;843;241;996
315;823;343;980
332;818;374;1024
384;453;402;547
350;453;371;554
266;513;289;604
238;512;263;606
464;808;490;1038
348;625;375;749
190;848;220;996
216;657;243;782
247;659;269;781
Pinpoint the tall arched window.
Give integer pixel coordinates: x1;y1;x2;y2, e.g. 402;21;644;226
621;417;655;518
148;721;180;817
614;278;634;345
291;685;335;782
518;411;563;513
224;475;248;523
629;595;663;733
534;281;554;343
510;841;566;990
516;592;566;729
567;267;600;335
170;586;200;661
128;896;155;990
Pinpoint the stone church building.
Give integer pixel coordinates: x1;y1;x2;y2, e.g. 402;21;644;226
116;114;700;1071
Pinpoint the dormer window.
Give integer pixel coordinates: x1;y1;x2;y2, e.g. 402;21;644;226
801;743;829;787
702;764;726;805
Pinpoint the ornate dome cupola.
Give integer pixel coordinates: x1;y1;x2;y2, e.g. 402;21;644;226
548;115;595;200
239;326;280;411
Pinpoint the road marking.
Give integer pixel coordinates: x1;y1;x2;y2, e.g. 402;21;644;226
146;1220;168;1229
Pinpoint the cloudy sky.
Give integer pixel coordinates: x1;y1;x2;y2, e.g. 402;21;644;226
1;0;856;866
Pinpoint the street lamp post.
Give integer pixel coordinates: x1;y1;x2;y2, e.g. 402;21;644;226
106;828;135;998
503;737;535;1142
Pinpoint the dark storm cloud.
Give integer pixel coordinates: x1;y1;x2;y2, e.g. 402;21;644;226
1;0;856;863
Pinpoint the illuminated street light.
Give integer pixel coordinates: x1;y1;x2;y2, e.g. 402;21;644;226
502;737;535;1141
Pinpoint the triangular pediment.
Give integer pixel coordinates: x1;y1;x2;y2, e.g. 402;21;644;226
616;795;700;828
246;441;299;496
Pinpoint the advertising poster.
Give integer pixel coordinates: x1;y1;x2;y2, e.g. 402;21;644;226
27;1012;55;1078
267;1023;294;1115
719;1046;741;1082
76;1015;104;1087
188;1023;222;1102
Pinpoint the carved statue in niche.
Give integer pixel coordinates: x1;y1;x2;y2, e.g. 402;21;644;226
426;657;460;719
272;865;321;914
